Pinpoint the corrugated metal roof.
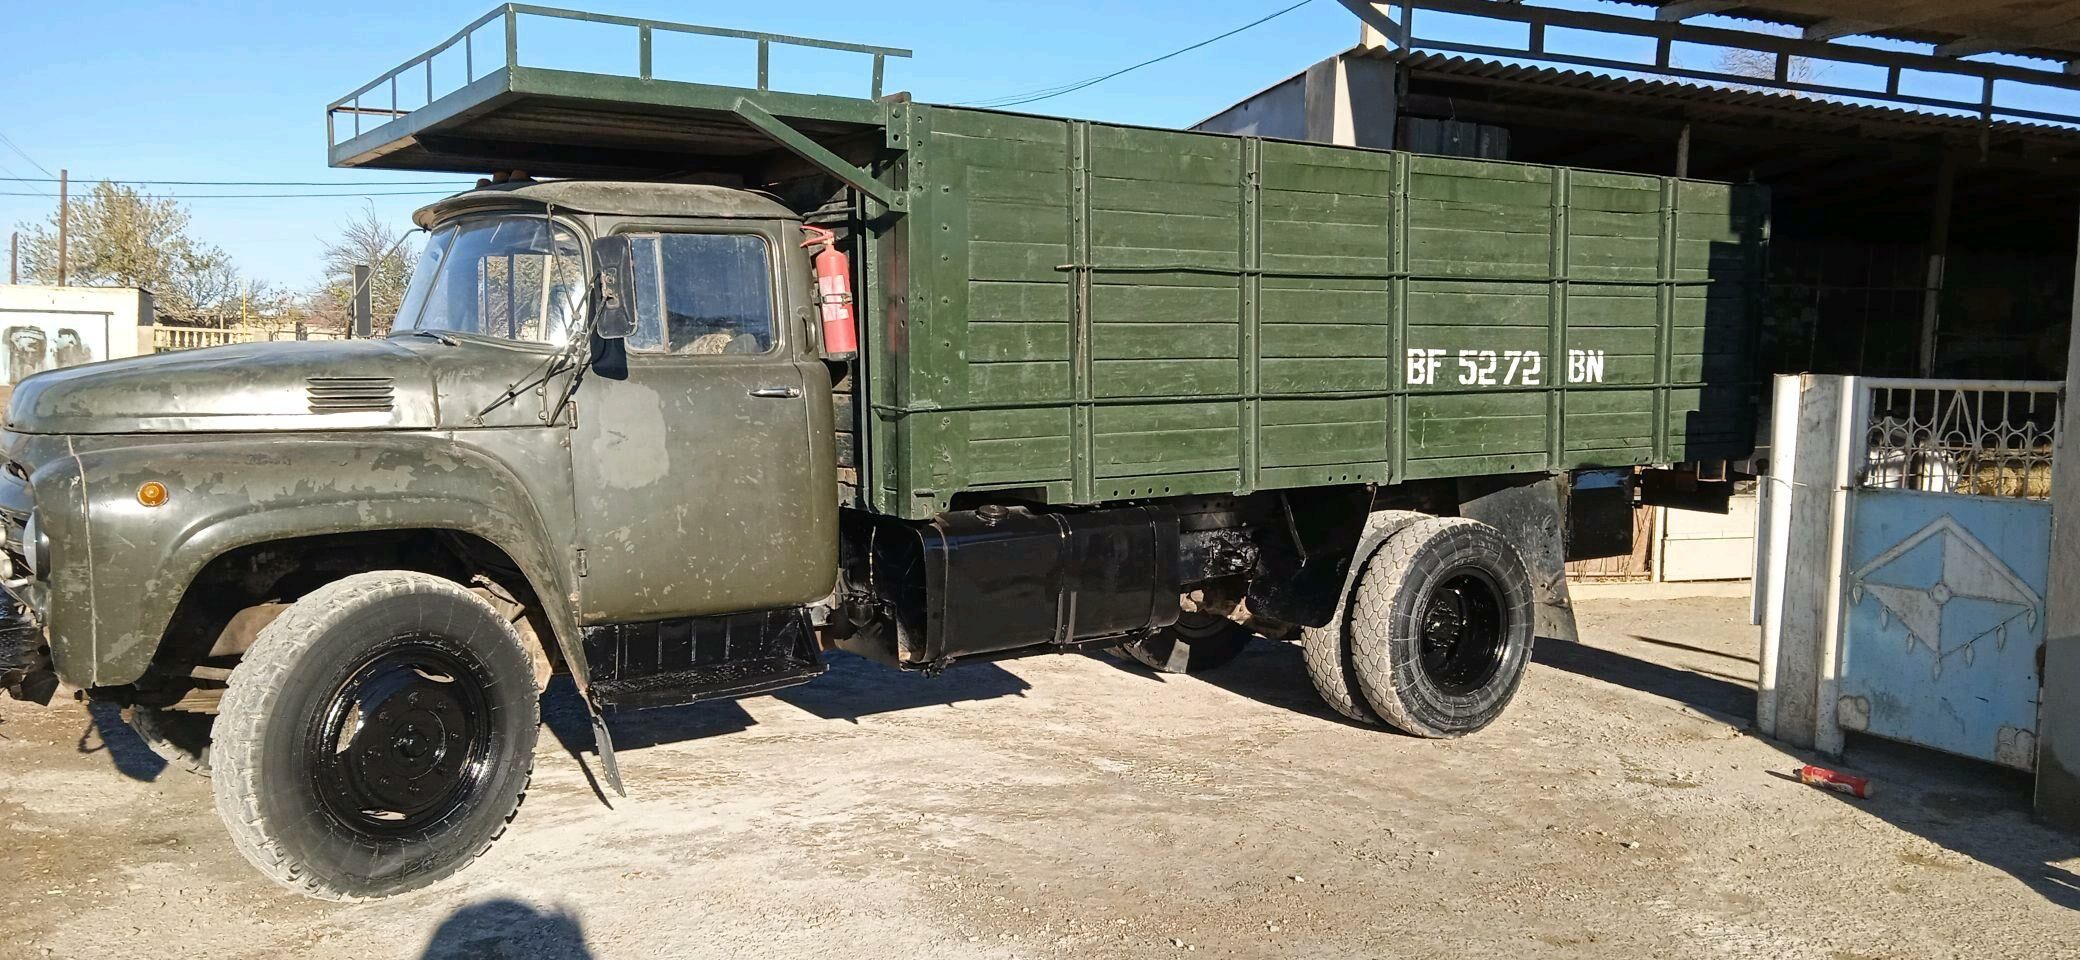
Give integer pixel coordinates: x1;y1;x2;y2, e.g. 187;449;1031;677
1619;1;2080;65
1359;47;2080;143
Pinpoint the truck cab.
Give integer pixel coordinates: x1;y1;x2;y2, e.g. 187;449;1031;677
394;182;840;623
0;180;847;899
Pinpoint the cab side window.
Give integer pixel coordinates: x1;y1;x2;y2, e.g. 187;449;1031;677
623;232;775;355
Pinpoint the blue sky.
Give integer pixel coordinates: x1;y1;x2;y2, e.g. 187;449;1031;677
0;0;1372;288
1;1;2070;291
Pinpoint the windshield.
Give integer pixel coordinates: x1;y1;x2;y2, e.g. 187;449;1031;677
392;216;587;343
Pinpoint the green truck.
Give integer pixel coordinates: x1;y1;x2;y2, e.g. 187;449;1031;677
0;6;1765;899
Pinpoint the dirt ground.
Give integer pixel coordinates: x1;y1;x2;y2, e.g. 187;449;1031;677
1;593;2075;960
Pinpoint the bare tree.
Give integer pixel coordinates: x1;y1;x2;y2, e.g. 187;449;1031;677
12;181;239;316
1717;24;1827;91
315;204;417;335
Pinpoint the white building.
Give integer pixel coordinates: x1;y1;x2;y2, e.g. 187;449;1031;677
0;285;155;403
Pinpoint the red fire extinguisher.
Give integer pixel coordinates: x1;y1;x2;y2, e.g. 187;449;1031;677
800;226;857;358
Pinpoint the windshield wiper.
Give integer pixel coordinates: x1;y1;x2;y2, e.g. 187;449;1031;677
471;350;574;425
402;329;459;346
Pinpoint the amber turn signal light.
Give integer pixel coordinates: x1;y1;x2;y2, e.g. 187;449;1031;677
137;481;168;507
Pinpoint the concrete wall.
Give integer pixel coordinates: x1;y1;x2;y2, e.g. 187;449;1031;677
1191;54;1398;149
1196;72;1310;140
0;286;154;404
1657;497;1760;582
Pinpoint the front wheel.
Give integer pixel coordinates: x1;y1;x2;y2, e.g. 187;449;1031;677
210;571;540;900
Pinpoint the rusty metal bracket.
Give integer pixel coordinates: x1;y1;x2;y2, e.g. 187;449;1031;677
732;98;908;213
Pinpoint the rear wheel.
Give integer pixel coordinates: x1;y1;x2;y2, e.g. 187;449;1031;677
211;571;540;901
1301;511;1425;725
1112;610;1251;674
1347;517;1534;738
128;706;213;776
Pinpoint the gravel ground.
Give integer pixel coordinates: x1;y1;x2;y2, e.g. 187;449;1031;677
1;594;2074;960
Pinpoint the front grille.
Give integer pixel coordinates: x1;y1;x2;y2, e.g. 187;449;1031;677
306;377;395;413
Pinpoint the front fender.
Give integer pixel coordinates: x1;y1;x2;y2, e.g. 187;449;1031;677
46;432;578;688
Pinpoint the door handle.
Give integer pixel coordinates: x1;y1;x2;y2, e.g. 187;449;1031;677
749;386;802;399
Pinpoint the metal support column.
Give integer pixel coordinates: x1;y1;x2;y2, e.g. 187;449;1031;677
2034;209;2080;830
1917;155;1955;377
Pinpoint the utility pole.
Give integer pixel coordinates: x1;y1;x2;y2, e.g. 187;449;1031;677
8;232;16;284
351;263;372;338
55;169;68;287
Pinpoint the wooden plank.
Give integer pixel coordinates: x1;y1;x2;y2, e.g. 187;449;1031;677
1070;120;1093;504
1241;136;1262;493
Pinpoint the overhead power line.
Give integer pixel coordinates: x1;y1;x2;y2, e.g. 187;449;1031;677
0;176;473;187
0;189;457;200
961;0;1317;109
0;162;54;200
0;131;58;199
0;131;57;179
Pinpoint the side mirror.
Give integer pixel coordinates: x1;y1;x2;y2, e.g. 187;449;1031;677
592;234;639;340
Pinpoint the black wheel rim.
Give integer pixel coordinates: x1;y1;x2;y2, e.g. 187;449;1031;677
307;639;495;840
1416;567;1508;696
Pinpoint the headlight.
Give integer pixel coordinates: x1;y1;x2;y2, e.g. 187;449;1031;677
21;513;46;580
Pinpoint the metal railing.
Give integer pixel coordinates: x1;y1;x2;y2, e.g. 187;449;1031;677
1857;378;2063;500
326;4;912;147
153;325;345;352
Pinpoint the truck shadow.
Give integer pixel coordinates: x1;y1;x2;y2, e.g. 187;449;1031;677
1535;635;2080;910
539;654;1032;802
417;898;594;960
1112;636;1388;729
80;700;168;783
1532;636;1756;726
771;651;1031;721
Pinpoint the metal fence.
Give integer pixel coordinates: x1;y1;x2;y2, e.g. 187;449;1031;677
1858;379;2062;500
152;325;345;352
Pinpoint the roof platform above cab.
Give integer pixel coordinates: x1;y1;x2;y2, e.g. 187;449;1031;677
326;4;914;199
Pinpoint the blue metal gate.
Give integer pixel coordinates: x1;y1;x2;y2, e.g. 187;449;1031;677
1835;382;2060;769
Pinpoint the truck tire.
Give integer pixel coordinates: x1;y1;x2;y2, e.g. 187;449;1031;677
1347;517;1535;738
210;571;540;901
1300;510;1426;725
1111;611;1250;674
128;706;213;776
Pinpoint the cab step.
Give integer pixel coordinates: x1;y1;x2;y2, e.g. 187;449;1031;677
583;607;825;710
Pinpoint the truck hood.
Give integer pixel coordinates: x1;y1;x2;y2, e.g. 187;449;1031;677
3;336;567;435
5;339;437;435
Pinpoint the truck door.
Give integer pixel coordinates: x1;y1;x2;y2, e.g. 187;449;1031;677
569;226;837;624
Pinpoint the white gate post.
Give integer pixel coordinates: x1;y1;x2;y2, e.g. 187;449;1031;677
1757;374;1849;751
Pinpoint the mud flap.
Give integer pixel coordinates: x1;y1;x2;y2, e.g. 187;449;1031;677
538;594;627;798
590;706;625;798
1457;475;1580;644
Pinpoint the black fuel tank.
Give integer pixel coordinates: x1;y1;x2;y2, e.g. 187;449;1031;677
857;505;1180;665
